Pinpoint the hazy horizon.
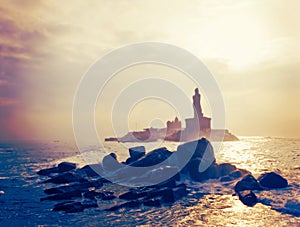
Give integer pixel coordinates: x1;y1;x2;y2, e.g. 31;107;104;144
1;0;300;141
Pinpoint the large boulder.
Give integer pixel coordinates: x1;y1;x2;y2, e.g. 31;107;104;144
257;172;288;189
53;201;85;213
57;162;76;173
177;138;215;160
44;179;103;195
218;163;237;177
41;189;84;201
130;147;172;167
177;138;216;176
147;183;187;203
234;174;261;192
78;164;101;177
237;190;257;207
129;146;145;161
102;153;121;172
43;172;86;184
38;162;77;176
188;159;218;182
119;188;152;200
83;190;105;200
37;167;59;176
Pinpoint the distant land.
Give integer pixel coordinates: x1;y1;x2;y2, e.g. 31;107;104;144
105;88;238;142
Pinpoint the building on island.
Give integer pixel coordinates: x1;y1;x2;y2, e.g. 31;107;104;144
105;88;238;142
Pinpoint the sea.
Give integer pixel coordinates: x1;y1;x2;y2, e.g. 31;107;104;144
0;137;299;226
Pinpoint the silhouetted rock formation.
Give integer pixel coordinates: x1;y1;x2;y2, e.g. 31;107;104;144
258;172;288;189
37;138;289;213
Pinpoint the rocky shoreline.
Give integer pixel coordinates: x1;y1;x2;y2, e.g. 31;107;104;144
37;138;289;214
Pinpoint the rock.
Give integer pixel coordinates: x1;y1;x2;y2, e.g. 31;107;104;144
143;198;161;207
234;175;261;192
129;146;145;161
38;162;77;176
105;200;141;211
102;153;121;172
189;159;218;181
57;162;76;173
79;165;99;177
155;178;178;189
177;138;216;177
237;190;257;207
43;172;86;184
41;189;84;201
139;166;180;186
37;167;59;176
119;188;152;200
257;172;288;189
78;164;109;181
218;163;236;177
54;201;85;213
82;199;98;208
130;147;172;167
177;138;215;161
229;170;242;179
220;176;233;182
83;190;104;200
44;179;103;195
125;157;135;165
161;184;187;203
147;183;187;203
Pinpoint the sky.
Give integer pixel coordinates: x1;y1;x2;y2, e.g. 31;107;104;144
0;0;300;141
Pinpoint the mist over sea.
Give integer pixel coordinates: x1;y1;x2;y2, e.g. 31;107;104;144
0;137;299;226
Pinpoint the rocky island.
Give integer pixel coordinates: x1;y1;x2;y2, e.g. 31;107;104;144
105;88;238;143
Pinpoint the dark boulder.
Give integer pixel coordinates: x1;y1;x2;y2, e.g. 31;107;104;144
53;201;84;212
57;162;76;173
138;166;180;186
42;172;86;184
83;190;104;200
125;157;135;165
189;160;218;182
105;200;141;211
41;189;84;201
218;163;237;177
44;179;103;195
237;190;257;207
220;176;233;182
177;138;216;178
229;169;251;180
161;184;187;203
147;183;187;203
78;164;102;177
234;175;261;192
102;153;121;172
129;146;145;161
154;178;177;189
119;188;152;200
130;147;172;167
257;172;288;189
177;138;215;160
82;199;98;208
37;167;59;176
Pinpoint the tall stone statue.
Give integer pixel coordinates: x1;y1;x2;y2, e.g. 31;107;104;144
193;88;203;119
